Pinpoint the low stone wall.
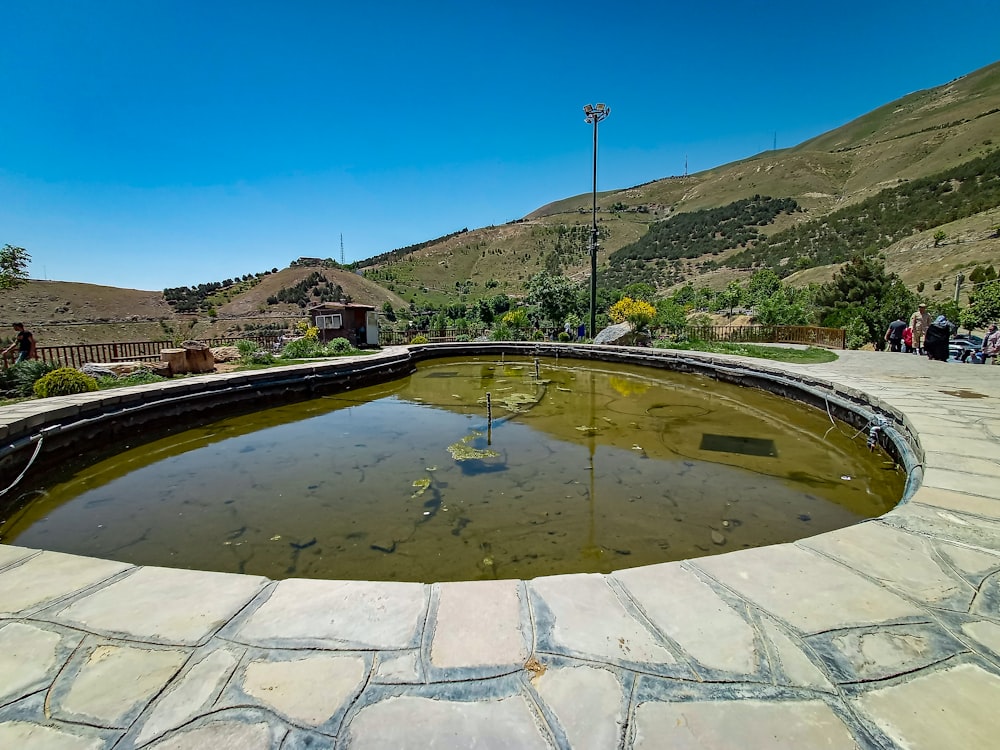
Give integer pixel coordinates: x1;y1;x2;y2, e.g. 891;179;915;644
5;345;1000;748
1;343;918;502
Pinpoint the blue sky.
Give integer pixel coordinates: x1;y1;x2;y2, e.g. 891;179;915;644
2;1;998;291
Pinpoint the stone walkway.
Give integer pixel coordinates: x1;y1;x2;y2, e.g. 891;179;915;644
2;348;1000;748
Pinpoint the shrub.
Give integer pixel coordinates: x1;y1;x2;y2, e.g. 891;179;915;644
33;367;98;398
409;334;429;345
609;297;657;330
236;339;258;358
281;337;322;358
10;359;61;396
327;337;352;354
557;331;571;342
246;350;276;365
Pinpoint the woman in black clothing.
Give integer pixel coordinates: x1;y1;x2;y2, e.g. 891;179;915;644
923;315;951;361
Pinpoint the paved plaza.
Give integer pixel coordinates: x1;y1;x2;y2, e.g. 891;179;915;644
2;347;1000;748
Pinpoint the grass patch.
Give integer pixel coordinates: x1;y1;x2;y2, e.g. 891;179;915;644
654;340;838;363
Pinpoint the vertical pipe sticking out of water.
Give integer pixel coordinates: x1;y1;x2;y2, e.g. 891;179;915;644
486;392;493;444
534;358;540;379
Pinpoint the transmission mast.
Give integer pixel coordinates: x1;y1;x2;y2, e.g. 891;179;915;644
340;234;345;265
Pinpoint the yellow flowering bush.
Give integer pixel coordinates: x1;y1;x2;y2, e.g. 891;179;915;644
609;297;656;330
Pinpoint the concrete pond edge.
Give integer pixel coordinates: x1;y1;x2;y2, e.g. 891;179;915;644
1;343;999;749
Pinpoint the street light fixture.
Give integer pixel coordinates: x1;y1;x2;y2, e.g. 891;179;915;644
583;103;610;339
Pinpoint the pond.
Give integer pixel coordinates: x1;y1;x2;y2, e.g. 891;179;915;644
0;356;904;582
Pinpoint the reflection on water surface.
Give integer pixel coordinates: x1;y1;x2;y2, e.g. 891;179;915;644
1;357;903;582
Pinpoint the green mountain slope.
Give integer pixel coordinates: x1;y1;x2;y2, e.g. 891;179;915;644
360;59;1000;305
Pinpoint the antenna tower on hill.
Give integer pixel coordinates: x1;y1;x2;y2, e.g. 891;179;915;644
340;234;344;264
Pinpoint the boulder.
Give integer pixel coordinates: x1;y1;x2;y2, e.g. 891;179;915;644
81;362;147;377
146;361;172;377
211;346;241;363
80;363;118;379
592;322;651;347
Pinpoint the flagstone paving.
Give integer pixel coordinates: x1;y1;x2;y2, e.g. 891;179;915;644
2;347;1000;748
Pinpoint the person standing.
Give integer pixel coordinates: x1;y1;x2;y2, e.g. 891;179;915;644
2;322;36;364
909;303;931;354
902;325;913;353
885;316;907;352
923;315;951;361
982;323;1000;364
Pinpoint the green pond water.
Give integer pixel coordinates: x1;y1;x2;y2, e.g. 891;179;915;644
0;356;904;582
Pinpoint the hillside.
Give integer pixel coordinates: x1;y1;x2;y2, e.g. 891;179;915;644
361;60;1000;305
0;264;408;347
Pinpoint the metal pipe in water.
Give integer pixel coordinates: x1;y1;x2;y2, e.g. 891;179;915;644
534;358;539;379
486;392;492;423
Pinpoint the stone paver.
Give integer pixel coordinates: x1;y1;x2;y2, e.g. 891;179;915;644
430;579;529;670
230;578;426;649
852;662;1000;749
530;574;680;669
145;719;274;750
51;566;267;645
0;721;105;750
238;652;366;727
612;563;758;675
802;521;975;609
693;543;922;633
0;622;65;705
346;695;553;749
3;347;1000;748
759;618;834;691
0;551;131;616
133;647;242;746
50;641;188;728
533;665;624;750
631;698;860;749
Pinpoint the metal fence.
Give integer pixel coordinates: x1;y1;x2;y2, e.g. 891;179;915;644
3;336;282;370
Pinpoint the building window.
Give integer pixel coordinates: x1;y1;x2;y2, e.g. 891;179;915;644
315;314;343;329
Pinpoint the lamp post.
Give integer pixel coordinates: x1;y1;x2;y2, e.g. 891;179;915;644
583;103;610;339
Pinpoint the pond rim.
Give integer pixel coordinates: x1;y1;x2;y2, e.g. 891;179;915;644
0;343;921;527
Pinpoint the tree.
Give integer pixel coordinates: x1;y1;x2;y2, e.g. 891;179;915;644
0;245;30;290
815;254;918;349
933;230;946;247
960;282;1000;329
753;285;814;326
654;298;687;332
716;281;743;317
609;297;656;330
525;271;579;326
743;268;782;309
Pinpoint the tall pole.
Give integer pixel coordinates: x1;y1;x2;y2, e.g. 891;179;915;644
583;104;610;340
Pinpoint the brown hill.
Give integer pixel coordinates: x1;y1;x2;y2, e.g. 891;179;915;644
365;60;1000;305
0;265;408;348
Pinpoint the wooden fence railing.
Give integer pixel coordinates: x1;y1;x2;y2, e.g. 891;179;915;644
2;336;282;370
680;325;846;349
